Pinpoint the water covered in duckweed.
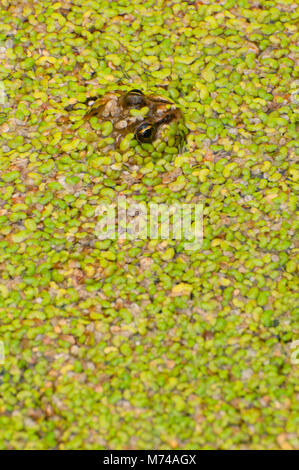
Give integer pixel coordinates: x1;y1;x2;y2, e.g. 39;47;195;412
0;0;298;450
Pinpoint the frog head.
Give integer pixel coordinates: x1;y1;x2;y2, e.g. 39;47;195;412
83;89;187;154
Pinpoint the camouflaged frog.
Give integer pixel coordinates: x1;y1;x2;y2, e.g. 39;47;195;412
81;89;187;152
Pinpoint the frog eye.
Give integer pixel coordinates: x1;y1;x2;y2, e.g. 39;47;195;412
135;122;156;143
129;89;144;95
123;90;146;108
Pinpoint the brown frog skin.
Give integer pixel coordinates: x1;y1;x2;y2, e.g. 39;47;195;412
83;89;183;146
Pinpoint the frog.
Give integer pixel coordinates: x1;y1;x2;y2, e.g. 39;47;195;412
80;89;187;152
